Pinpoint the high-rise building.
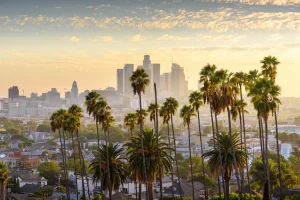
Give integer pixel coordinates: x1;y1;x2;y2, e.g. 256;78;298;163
8;86;19;99
150;64;160;94
171;63;181;96
65;91;71;100
160;73;171;92
143;55;151;71
117;69;124;95
71;81;79;104
47;88;61;107
123;64;134;95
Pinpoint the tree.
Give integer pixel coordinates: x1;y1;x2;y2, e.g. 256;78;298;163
90;143;128;193
37;123;51;133
126;129;173;200
124;113;137;137
6;127;20;135
148;103;159;129
294;116;300;126
130;68;150;200
37;161;59;185
163;97;183;198
0;161;8;200
189;90;208;199
180;105;196;200
203;132;248;200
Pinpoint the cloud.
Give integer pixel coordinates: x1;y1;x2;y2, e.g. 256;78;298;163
158;34;194;41
130;34;147;41
197;34;246;42
89;36;113;42
55;6;61;9
268;34;284;41
61;36;80;42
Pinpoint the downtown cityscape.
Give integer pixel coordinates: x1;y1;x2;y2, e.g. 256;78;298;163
1;0;300;200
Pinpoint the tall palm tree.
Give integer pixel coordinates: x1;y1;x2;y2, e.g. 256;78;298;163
130;68;150;200
215;69;242;196
248;78;281;199
188;91;208;199
164;97;183;198
0;161;8;200
85;91;104;198
126;129;173;200
124;113;137;137
180;105;196;200
200;64;224;197
159;104;174;198
50;109;70;200
203;132;248;200
90;143;129;194
135;109;148;125
148;103;159;130
261;56;283;198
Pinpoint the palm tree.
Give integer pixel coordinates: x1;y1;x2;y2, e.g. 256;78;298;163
261;56;283;198
164;97;183;198
126;129;173;200
203;132;248;200
148;103;160;130
124;113;137;137
135;109;148;125
130;68;150;199
85;91;104;198
180;105;196;200
159;104;174;198
215;69;242;196
0;161;8;200
200;64;224;197
248;78;281;199
50;109;70;200
189;91;208;199
90;143;129;194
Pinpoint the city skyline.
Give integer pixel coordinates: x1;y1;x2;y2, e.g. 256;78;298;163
1;0;300;97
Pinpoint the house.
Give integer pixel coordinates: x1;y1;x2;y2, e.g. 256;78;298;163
17;173;47;187
28;132;52;142
164;179;205;199
25;156;41;168
20;184;41;194
281;143;293;159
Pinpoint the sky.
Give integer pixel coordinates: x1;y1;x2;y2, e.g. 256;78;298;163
1;0;300;97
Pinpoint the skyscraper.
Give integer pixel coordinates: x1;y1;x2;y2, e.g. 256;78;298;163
117;69;124;95
47;88;61;107
143;55;151;71
150;64;160;94
123;64;134;95
8;86;19;99
71;81;78;104
171;63;181;96
143;55;152;96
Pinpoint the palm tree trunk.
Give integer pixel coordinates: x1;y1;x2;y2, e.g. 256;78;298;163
130;129;133;137
62;131;70;200
76;131;86;200
167;121;174;199
154;83;163;200
187;123;195;200
171;114;183;199
226;104;241;198
274;111;283;198
264;117;271;199
224;170;230;200
214;111;226;196
135;182;138;200
210;104;222;198
238;111;244;191
240;84;251;197
148;182;154;200
259;118;265;166
197;110;207;200
71;134;79;200
139;183;142;200
59;129;70;200
96;123;104;200
138;92;149;200
104;130;112;200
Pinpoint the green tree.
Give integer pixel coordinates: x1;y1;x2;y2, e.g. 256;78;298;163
203;132;248;200
130;68;150;200
6;127;20;135
124;113;137;137
148;103;159;129
36;123;51;133
37;161;59;185
0;161;8;200
126;129;173;200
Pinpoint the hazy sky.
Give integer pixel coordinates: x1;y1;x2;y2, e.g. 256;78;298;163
1;0;300;97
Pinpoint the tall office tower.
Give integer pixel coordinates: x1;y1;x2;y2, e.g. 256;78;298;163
47;88;61;107
179;67;186;97
150;64;160;94
71;81;79;104
160;73;171;92
117;69;124;95
65;91;71;100
143;55;151;71
123;64;134;95
8;86;19;99
171;63;181;97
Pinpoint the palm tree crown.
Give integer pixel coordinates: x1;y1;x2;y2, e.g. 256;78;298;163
130;68;150;95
